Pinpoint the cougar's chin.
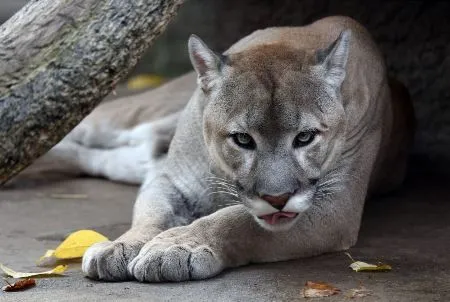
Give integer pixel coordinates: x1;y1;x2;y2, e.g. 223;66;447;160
245;190;315;231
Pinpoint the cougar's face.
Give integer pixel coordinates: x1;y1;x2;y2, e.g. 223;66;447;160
189;32;351;230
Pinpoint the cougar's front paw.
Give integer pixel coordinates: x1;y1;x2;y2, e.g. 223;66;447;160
127;230;224;282
82;241;142;281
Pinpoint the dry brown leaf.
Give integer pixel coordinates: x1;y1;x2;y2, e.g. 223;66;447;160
2;278;36;292
346;287;373;298
303;281;341;298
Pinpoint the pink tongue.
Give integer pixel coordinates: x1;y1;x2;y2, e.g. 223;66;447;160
260;212;297;225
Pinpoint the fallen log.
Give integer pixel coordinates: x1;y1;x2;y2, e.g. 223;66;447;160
0;0;184;185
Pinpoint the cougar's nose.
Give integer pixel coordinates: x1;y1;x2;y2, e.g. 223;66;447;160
261;193;292;210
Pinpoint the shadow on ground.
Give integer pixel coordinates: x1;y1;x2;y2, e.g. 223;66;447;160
0;156;449;301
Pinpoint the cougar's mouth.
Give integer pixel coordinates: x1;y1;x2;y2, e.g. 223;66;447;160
258;211;298;225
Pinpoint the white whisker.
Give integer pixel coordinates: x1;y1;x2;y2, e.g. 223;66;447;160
205;181;238;192
203;173;242;205
205;175;229;181
208;190;239;197
207;187;238;195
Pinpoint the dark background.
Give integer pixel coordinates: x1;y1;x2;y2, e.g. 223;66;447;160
2;0;449;167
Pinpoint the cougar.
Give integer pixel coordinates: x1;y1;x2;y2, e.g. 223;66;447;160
46;16;414;282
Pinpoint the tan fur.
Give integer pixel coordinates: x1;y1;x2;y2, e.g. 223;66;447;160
48;16;415;282
82;72;196;129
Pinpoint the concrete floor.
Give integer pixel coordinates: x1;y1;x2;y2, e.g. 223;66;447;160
2;1;449;300
0;158;449;301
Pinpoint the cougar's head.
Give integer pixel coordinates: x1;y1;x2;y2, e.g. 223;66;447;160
188;30;351;230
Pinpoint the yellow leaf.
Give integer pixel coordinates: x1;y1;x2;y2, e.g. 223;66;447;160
0;263;67;278
41;250;55;260
53;230;108;259
345;252;392;272
127;74;165;90
36;250;57;267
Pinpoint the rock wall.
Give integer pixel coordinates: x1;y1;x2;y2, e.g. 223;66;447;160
145;0;449;161
211;0;450;160
2;0;448;161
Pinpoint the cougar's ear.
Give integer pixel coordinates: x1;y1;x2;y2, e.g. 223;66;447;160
314;30;351;90
188;34;226;92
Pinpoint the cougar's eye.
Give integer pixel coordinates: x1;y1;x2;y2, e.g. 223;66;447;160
293;130;317;148
231;133;256;150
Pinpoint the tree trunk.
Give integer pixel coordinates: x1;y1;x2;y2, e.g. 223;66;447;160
0;0;184;185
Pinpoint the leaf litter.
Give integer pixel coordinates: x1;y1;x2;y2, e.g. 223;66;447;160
2;278;36;292
37;229;108;266
1;229;108;292
303;281;341;298
0;264;67;278
345;252;392;272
